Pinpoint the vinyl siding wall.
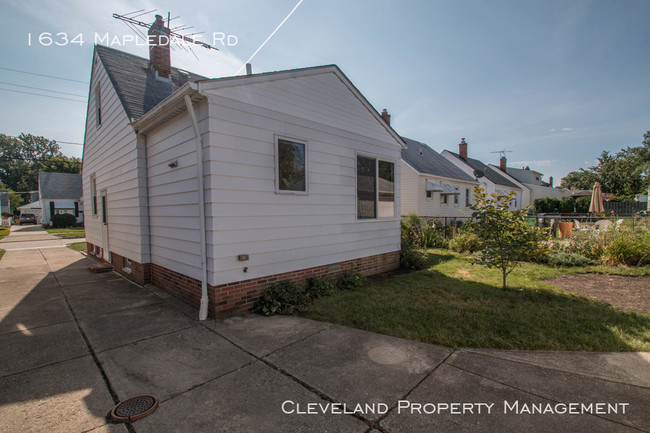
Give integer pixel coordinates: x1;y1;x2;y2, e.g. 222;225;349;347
82;55;146;262
202;72;402;286
144;101;209;281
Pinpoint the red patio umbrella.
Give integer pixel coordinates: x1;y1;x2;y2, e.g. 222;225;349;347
589;182;604;214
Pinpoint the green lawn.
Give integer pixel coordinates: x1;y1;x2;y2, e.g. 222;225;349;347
299;249;650;352
0;227;9;240
46;227;85;238
66;242;87;252
0;250;4;261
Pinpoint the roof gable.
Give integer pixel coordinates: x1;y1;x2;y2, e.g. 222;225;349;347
198;65;405;148
38;172;82;200
402;138;476;183
94;45;206;121
446;152;519;189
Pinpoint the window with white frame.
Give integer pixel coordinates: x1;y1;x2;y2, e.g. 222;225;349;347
454;187;459;205
90;174;97;216
426;190;433;200
465;188;471;207
275;137;307;193
441;194;448;205
356;155;394;219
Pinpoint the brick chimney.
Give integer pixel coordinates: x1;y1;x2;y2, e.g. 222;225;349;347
459;138;468;160
549;176;553;187
500;156;507;171
148;14;171;80
380;109;391;126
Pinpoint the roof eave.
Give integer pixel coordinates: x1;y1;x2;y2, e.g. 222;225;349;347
131;82;203;134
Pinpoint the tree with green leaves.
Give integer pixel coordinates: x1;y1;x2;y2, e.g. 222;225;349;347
0;182;23;214
560;131;650;199
0;133;81;201
470;188;549;289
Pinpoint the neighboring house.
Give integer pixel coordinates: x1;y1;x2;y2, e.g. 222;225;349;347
503;166;570;204
38;172;83;225
82;17;404;319
400;137;478;217
441;139;522;210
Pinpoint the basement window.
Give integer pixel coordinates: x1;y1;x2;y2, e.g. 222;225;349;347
275;136;307;194
123;258;132;273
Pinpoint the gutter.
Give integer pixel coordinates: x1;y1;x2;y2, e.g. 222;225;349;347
184;94;209;321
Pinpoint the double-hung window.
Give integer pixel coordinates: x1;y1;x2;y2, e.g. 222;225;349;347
275;136;307;194
356;155;395;219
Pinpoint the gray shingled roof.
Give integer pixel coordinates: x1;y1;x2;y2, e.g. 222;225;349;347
446;152;519;189
95;45;207;121
401;138;476;183
38;172;82;200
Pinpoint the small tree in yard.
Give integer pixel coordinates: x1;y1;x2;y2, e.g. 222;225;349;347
470;188;548;289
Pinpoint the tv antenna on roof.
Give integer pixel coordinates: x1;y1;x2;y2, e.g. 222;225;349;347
113;10;218;60
490;149;513;158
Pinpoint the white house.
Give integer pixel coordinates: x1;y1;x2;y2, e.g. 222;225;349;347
400;137;478;218
503;166;571;205
441;139;522;210
38;172;83;225
82;16;404;319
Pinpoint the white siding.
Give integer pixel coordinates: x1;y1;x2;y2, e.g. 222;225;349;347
202;81;402;286
528;184;571;203
214;72;398;146
400;163;420;215
82;54;146;262
144;101;209;280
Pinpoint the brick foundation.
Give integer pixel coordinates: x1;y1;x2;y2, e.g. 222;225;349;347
209;251;400;318
87;242;151;285
87;242;399;320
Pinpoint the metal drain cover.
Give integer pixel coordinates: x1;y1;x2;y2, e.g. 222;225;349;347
110;395;159;422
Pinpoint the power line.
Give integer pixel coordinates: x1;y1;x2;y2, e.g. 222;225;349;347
0;87;86;103
0;67;86;84
236;0;305;74
0;81;86;98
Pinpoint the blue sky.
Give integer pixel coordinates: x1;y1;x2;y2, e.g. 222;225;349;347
1;0;648;184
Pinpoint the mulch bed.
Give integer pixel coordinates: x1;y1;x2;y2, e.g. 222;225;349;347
545;274;650;314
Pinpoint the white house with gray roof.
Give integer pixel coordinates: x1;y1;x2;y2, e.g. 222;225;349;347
82;16;404;320
38;172;83;225
400;137;478;217
442;139;523;210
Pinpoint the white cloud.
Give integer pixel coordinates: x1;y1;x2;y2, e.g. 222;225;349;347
561;127;575;131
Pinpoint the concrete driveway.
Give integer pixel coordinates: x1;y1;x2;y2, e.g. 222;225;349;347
0;234;649;432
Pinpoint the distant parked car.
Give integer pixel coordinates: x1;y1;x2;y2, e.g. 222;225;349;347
19;214;37;225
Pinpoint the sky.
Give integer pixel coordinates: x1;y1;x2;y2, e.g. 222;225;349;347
1;0;649;184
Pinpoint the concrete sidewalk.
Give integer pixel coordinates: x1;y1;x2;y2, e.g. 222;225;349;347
0;242;649;432
0;225;84;251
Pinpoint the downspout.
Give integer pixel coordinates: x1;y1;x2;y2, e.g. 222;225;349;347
184;94;209;321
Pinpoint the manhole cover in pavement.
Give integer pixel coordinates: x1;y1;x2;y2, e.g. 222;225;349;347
110;395;159;422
